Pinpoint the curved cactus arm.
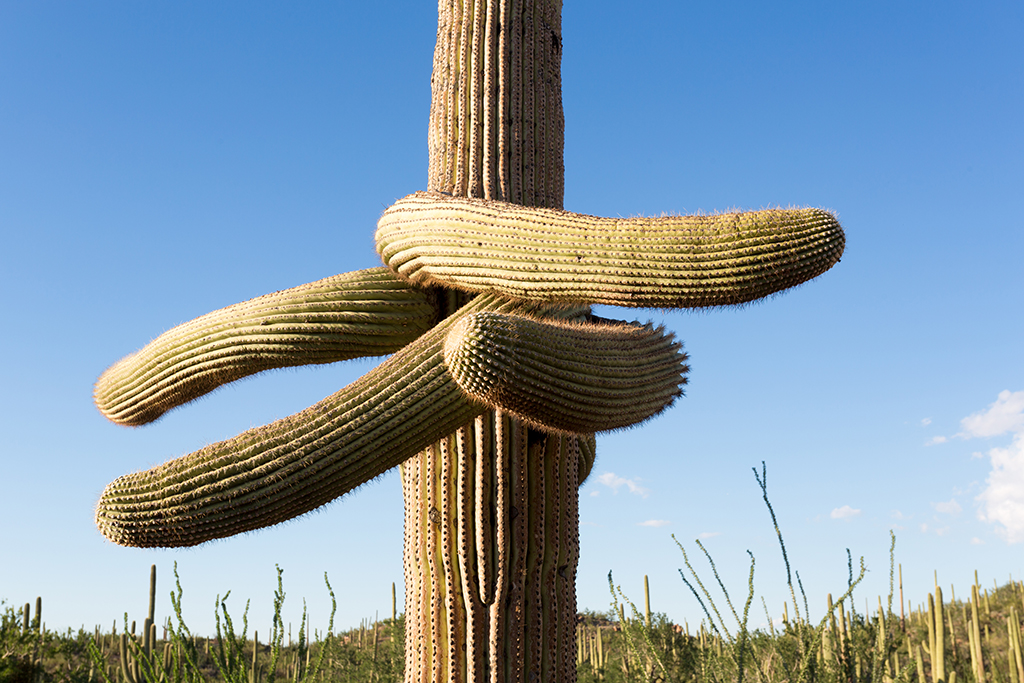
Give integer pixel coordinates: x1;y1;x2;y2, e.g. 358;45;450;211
96;296;678;548
444;311;688;434
96;292;517;547
376;191;845;308
95;267;440;427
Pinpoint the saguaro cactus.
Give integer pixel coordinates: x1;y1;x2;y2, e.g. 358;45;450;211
92;2;845;681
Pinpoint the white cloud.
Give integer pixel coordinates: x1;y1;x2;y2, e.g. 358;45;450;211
977;434;1024;543
589;490;600;497
638;519;670;527
922;418;932;426
831;505;861;519
953;391;1024;544
971;537;984;545
698;531;720;539
927;435;948;445
596;472;650;498
932;499;962;515
959;390;1024;438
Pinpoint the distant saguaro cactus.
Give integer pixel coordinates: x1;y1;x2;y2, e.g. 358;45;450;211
92;2;845;681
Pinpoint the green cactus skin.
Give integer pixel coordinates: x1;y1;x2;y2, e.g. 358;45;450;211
377;191;845;308
444;312;687;433
95;293;669;547
119;633;133;683
95;267;440;427
95;293;515;547
402;414;584;683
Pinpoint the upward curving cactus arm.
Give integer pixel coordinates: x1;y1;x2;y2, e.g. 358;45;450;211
376;191;845;308
95;294;687;548
95;267;441;427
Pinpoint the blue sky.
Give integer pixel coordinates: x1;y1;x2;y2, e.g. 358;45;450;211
2;1;1022;638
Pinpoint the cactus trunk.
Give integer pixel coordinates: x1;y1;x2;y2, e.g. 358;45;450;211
402;415;591;683
402;2;582;681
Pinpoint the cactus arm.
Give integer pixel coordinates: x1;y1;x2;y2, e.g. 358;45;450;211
376;192;845;308
94;188;840;546
444;312;688;434
94;267;441;427
96;292;512;547
95;295;685;548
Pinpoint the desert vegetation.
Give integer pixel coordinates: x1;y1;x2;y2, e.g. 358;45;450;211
6;467;1022;683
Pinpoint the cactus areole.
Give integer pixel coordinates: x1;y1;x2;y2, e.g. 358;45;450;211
92;2;845;681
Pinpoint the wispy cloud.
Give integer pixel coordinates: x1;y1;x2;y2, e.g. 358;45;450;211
954;390;1024;543
831;505;861;520
920;522;953;536
638;519;670;527
698;531;720;539
932;499;962;515
921;417;932;426
927;435;948;445
596;472;650;498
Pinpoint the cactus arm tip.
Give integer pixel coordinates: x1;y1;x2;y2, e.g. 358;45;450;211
93;267;440;427
443;311;688;434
